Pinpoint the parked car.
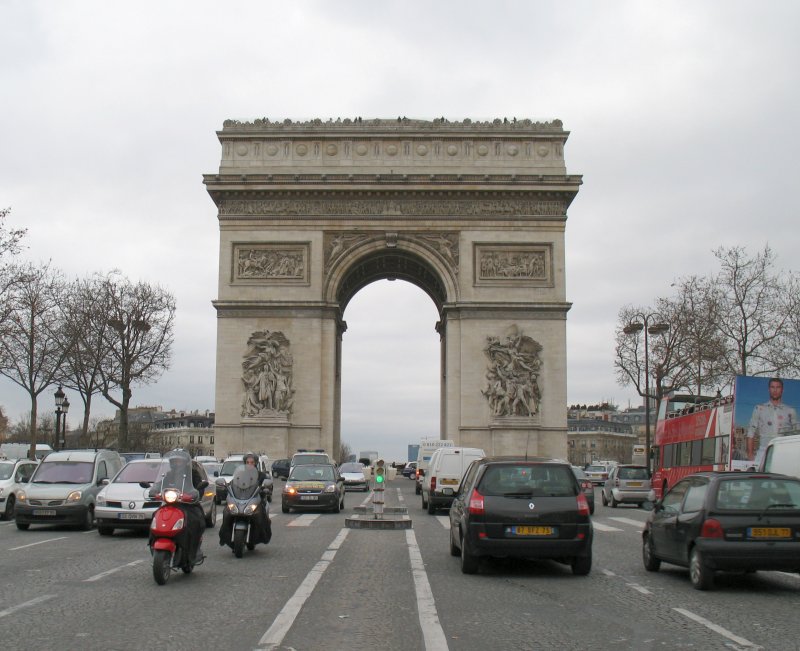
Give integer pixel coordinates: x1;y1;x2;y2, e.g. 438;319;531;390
422;447;485;514
271;458;291;480
14;449;123;530
0;458;38;520
402;461;417;479
95;458;217;535
571;466;595;515
282;463;344;513
339;462;369;491
449;457;593;575
642;471;800;590
602;464;651;508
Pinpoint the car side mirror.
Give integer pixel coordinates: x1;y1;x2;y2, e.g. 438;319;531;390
139;481;152;489
100;478;110;486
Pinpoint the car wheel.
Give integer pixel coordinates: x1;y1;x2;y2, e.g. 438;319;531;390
601;491;608;507
589;502;595;515
205;500;217;527
449;527;460;557
16;521;30;531
460;533;479;574
2;494;15;520
571;553;592;576
282;502;290;514
421;493;428;509
427;498;436;515
610;494;618;508
689;547;714;590
98;525;114;536
81;506;95;531
415;484;421;495
642;533;661;572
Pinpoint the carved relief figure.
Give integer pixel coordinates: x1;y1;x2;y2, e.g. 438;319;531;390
482;328;542;417
324;233;368;272
417;233;459;273
479;250;547;280
241;331;295;417
237;248;305;279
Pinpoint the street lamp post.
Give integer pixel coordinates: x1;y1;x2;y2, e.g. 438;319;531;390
623;315;670;473
54;386;70;450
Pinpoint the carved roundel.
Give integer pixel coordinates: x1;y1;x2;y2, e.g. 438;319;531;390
266;144;279;156
537;145;550;157
446;144;458;156
507;144;519;156
326;143;338;156
386;144;398;156
295;144;308;156
416;144;429;156
476;144;489;156
236;144;249;156
355;143;368;156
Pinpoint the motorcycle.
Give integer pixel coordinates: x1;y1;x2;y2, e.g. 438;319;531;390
218;465;272;558
146;450;207;585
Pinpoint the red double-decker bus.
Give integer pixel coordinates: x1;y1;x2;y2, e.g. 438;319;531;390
650;393;735;500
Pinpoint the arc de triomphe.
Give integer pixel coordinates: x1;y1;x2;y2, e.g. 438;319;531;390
204;118;581;460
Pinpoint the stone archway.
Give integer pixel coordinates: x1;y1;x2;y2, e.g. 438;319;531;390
205;117;581;461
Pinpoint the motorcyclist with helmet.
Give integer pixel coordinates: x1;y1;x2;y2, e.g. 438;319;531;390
218;452;272;547
149;449;207;563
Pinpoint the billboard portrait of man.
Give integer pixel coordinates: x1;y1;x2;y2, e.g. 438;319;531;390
745;378;799;467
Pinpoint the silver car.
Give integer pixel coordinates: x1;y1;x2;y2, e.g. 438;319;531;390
601;464;651;507
95;458;217;535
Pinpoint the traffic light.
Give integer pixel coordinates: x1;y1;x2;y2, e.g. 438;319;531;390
372;459;386;519
374;459;386;484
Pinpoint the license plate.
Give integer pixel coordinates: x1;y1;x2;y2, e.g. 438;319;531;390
748;527;791;539
33;509;56;516
300;495;318;501
118;513;148;520
441;479;459;485
508;525;556;536
627;482;642;487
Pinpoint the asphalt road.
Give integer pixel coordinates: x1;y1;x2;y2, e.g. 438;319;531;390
1;479;798;651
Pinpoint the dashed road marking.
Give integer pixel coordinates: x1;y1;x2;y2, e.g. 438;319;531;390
286;514;320;527
608;517;646;528
674;607;761;649
84;559;144;582
626;582;652;595
9;536;68;551
592;522;624;532
0;594;57;619
435;515;450;529
407;528;449;650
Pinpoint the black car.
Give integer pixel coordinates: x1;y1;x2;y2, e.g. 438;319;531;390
282;464;345;513
449;457;593;575
271;458;290;480
642;471;800;590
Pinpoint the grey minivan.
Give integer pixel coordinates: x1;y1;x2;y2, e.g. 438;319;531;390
15;449;123;530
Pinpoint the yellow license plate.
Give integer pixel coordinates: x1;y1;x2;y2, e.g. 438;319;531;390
441;479;459;485
748;527;791;539
514;526;554;536
627;482;642;487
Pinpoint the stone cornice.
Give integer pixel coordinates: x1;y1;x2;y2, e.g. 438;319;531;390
204;173;582;187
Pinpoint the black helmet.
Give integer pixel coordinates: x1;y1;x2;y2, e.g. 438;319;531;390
243;452;258;465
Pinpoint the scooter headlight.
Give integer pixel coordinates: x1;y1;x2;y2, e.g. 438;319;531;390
163;489;180;504
244;503;258;515
227;503;239;514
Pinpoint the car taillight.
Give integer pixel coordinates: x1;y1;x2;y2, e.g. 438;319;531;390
700;518;724;538
431;476;437;491
468;488;484;515
576;493;590;516
581;481;592;491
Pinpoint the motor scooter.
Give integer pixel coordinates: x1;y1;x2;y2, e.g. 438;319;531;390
218;465;271;558
146;450;207;585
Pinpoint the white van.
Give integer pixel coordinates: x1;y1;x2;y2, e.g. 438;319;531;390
415;439;454;495
761;434;800;478
421;446;485;514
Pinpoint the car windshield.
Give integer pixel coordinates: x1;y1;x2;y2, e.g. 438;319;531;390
220;460;244;476
339;463;364;473
0;462;15;480
290;465;336;481
114;461;161;483
586;465;606;472
715;477;800;510
618;466;650;480
480;464;577;497
33;461;94;484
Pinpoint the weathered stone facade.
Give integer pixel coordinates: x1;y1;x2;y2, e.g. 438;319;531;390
205;118;581;460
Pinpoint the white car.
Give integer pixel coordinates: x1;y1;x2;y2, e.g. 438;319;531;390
0;458;38;520
338;462;369;491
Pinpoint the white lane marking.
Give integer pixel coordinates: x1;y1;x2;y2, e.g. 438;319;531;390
406;529;449;651
626;583;652;595
84;559;144;582
436;515;450;529
0;594;57;619
287;514;320;527
674;608;761;649
592;522;624;532
396;487;404;504
602;569;617;577
9;536;68;551
608;517;645;528
256;529;349;650
777;571;800;580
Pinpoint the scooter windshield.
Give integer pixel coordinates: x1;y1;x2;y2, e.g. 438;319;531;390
153;450;196;498
230;465;259;500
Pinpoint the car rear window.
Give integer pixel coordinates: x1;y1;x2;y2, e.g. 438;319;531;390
339;463;363;473
715;477;800;510
618;467;650;480
293;454;330;465
479;464;577;497
586;465;606;473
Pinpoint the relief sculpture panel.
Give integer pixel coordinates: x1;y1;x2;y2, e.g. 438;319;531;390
474;243;552;286
233;244;309;284
482;327;542;418
241;330;295;418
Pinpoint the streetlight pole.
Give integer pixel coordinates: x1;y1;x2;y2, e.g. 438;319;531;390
623;315;669;473
54;386;64;450
61;396;70;449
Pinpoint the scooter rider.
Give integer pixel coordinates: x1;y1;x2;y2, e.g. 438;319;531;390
150;449;206;563
218;452;272;546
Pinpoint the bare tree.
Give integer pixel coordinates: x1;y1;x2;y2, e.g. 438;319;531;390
713;245;797;377
338;441;353;464
0;262;71;459
97;272;176;451
0;208;27;267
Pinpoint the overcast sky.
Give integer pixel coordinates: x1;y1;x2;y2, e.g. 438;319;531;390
1;1;798;461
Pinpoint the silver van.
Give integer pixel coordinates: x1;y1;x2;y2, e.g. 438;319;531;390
761;434;800;478
15;449;123;530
